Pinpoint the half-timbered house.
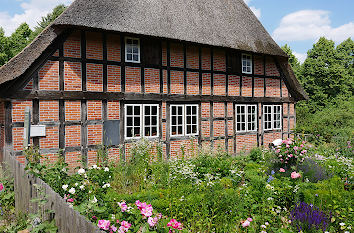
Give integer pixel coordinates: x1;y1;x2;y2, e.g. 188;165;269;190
0;0;308;169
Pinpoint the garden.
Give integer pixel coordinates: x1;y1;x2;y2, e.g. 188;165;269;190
1;136;352;233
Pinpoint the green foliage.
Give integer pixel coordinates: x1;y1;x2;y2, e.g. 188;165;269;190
249;147;263;162
282;38;354;141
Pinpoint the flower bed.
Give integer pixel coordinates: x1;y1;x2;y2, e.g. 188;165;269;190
23;138;353;232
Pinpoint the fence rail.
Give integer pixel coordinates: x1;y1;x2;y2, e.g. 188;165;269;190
2;153;101;233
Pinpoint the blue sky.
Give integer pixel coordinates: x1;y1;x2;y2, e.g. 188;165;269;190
0;0;353;63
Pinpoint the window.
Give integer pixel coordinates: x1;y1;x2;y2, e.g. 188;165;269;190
125;104;159;139
125;37;140;63
171;104;198;136
263;105;282;131
242;54;252;74
236;104;257;132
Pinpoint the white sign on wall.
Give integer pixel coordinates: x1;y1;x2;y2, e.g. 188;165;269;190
30;125;46;137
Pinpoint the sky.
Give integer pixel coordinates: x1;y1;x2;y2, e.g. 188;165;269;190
0;0;353;63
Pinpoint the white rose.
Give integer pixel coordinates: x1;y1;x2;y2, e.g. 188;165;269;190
62;185;68;191
104;167;109;172
77;168;85;175
91;196;97;203
79;185;85;190
75;183;78;186
92;165;97;169
102;183;111;188
69;187;75;194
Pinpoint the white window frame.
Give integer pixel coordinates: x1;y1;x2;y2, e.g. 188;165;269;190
125;37;140;63
263;105;282;131
170;104;199;137
242;53;252;74
124;104;159;139
185;104;199;136
236;104;257;132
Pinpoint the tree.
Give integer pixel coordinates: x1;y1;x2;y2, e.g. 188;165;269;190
30;4;67;40
281;44;301;77
0;27;11;65
8;23;33;57
301;37;352;109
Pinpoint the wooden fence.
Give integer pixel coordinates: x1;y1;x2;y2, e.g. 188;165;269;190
2;152;101;233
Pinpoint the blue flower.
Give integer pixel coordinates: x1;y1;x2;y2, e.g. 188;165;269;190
267;175;274;183
271;170;275;175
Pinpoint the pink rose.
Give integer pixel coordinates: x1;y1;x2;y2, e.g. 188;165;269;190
242;220;251;227
279;168;285;172
98;220;111;230
121;221;131;230
247;218;253;222
167;219;183;230
291;172;301;179
67;198;74;203
0;183;4;192
118;201;128;212
110;225;117;232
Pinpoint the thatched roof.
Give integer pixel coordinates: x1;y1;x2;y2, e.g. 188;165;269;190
0;0;307;100
53;0;286;57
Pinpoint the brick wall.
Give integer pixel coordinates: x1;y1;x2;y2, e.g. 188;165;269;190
170;43;184;68
242;76;252;97
107;34;121;62
170;71;184;94
64;32;81;58
236;134;257;154
214;74;226;95
107;65;121;92
145;68;160;93
228;75;240;96
64;61;82;91
6;30;297;165
186;72;199;95
39;60;59;90
86;63;103;92
125;67;141;93
39;101;59;122
86;32;103;60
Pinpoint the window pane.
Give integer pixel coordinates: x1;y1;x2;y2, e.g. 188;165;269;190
127;106;133;115
152;106;157;115
145;116;150;125
152;116;157;125
192;125;197;134
133;55;139;61
127;127;133;137
178;116;183;124
133;46;139;54
127;117;133;126
134;117;140;126
178;126;183;134
172;126;177;135
127;54;132;61
145;127;151;136
134;127;140;136
152;127;157;136
172;116;176;125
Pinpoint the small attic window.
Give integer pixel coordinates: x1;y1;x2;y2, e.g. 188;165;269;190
242;54;252;74
125;37;140;63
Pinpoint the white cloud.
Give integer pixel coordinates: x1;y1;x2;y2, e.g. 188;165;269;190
0;0;73;36
293;51;307;64
243;0;261;19
273;10;354;43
